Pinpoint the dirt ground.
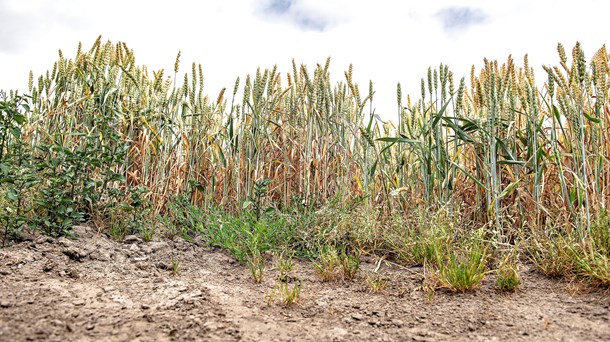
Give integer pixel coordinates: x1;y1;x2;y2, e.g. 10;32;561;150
0;226;609;342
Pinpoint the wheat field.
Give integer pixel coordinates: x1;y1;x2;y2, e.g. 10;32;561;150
1;37;609;290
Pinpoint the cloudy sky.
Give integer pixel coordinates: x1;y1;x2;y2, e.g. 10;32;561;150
1;0;607;120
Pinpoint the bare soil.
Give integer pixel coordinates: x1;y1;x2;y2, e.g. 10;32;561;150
0;226;609;342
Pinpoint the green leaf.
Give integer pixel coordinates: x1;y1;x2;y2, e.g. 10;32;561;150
498;180;520;200
448;160;488;191
13;114;26;125
5;189;18;201
10;127;21;138
582;111;601;124
376;137;420;144
242;200;253;209
497;160;526;166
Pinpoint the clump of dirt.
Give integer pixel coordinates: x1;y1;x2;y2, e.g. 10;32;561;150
1;226;609;341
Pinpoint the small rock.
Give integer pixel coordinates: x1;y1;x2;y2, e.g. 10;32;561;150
34;236;53;245
0;269;9;276
0;301;11;308
124;235;142;244
155;262;169;270
85;323;95;331
14;231;36;242
129;244;140;252
42;262;56;272
57;237;72;247
367;319;380;327
91;250;110;261
351;313;364;321
392;319;404;327
141;304;150;310
149;241;168;253
62;246;88;261
72;299;85;306
66;268;80;279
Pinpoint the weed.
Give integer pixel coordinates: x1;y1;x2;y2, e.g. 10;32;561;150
437;235;488;292
277;280;302;305
275;251;295;282
244;178;273;222
495;250;521;292
247;249;265;283
340;249;361;280
573;250;610;287
313;246;341;282
141;225;155;242
266;279;302;306
365;271;390;293
528;229;577;278
170;256;181;276
266;251;301;305
387;208;453;266
496;265;521;292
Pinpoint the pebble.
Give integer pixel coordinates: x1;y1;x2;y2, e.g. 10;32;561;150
149;241;168;253
124;235;142;244
72;299;85;306
34;236;53;244
42;262;56;272
89;250;109;262
62;246;88;261
0;301;11;308
66;268;80;279
57;237;72;247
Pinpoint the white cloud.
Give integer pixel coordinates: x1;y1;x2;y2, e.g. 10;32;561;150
435;7;487;32
1;0;608;121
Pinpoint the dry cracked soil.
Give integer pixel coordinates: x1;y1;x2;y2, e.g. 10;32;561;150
1;225;609;341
